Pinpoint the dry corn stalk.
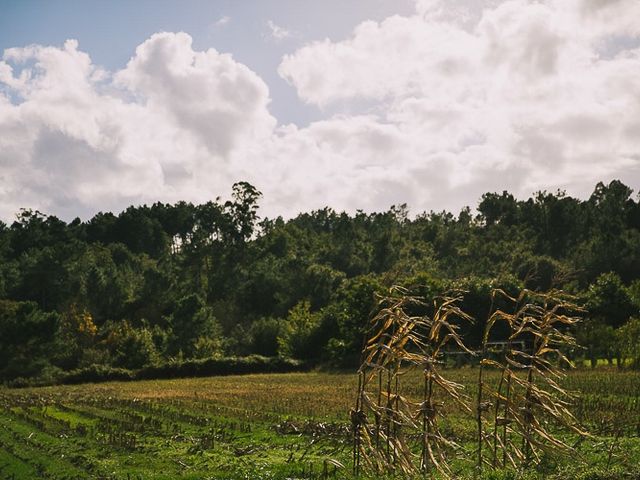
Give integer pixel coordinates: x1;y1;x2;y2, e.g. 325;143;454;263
352;287;473;478
480;289;588;471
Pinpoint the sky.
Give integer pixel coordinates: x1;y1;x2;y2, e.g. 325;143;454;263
0;0;639;222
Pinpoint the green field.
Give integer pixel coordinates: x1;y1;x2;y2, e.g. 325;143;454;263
1;370;639;479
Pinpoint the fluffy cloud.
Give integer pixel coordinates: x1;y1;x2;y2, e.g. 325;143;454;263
0;1;639;222
276;0;640;210
116;33;275;156
0;33;276;219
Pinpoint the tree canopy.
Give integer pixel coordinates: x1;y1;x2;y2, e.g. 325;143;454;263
1;180;639;382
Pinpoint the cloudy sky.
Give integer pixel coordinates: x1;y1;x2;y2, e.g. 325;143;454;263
1;0;639;221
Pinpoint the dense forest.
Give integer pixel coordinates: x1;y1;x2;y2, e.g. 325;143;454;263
1;179;640;384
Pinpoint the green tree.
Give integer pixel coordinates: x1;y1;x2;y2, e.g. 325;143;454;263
104;320;160;369
322;275;383;365
56;304;98;369
0;300;59;380
583;272;637;366
278;300;321;360
477;191;518;226
585;272;636;329
168;294;220;357
249;317;283;357
576;318;616;369
616;318;640;368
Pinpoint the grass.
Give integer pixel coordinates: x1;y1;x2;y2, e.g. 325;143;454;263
0;369;639;479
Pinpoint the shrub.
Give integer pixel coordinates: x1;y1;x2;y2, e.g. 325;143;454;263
249;318;283;357
61;364;135;384
104;320;160;369
278;300;320;360
137;355;305;380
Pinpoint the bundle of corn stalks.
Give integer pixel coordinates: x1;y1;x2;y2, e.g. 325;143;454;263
352;287;473;478
476;289;588;471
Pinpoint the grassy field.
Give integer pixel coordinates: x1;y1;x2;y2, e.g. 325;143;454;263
1;369;639;479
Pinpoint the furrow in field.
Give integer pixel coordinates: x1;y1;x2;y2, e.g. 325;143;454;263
0;445;40;479
0;413;92;479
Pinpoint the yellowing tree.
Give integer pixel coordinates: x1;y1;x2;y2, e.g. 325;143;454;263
62;304;97;347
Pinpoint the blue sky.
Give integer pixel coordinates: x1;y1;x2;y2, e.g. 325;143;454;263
0;0;414;125
0;0;639;221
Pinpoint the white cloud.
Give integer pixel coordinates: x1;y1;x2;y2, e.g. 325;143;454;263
115;32;275;156
0;1;639;222
266;20;292;41
0;32;276;219
577;0;640;37
275;0;640;211
215;16;231;27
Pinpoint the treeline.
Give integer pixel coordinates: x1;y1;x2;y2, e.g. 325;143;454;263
1;180;640;384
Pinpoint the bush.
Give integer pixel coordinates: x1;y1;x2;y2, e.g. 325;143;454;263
249;318;283;357
192;335;224;359
103;320;160;369
137;355;306;380
167;294;221;356
6;355;309;387
278;300;321;360
61;364;135;384
5;377;30;388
